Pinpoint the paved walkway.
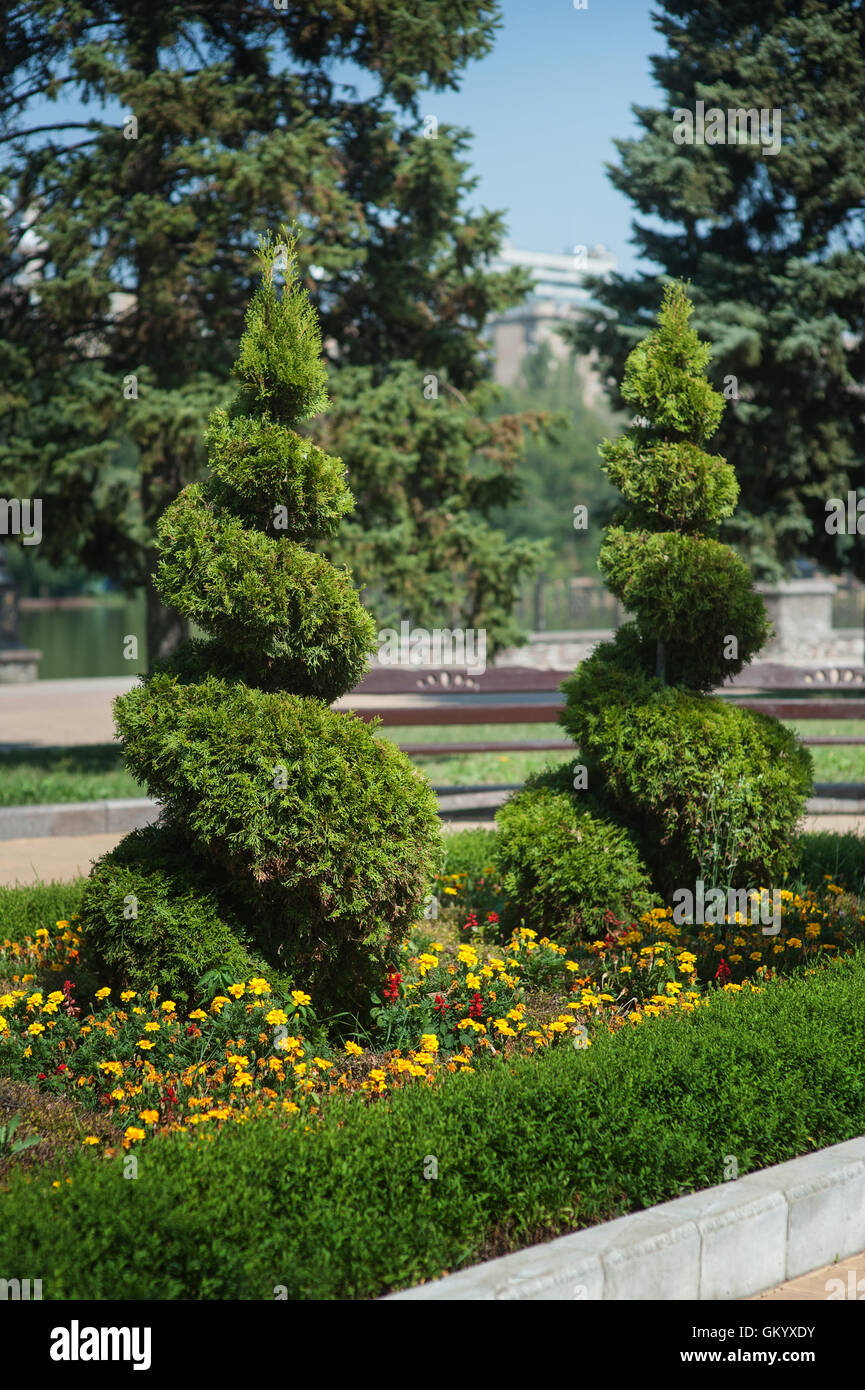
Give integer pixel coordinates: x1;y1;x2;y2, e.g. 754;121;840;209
0;833;121;886
752;1250;864;1300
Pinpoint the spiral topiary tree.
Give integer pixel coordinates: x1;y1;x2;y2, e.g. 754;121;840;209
81;230;443;1014
497;283;813;921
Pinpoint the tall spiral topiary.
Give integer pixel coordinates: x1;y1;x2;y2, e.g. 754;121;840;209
497;283;813;924
81;230;443;1013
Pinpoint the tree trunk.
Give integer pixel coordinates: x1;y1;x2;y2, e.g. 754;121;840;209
146;561;188;671
655;638;667;684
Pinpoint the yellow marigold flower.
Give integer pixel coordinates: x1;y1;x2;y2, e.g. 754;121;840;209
95;987;111;1000
227;984;245;999
787;937;803;949
136;1040;155;1050
494;1019;516;1036
248;978;272;996
26;992;44;1008
82;1136;99;1146
110;1088;125;1101
283;1100;300;1114
290;989;311;1007
47;990;64;1004
188;1009;207;1022
313;1057;333;1070
131;1006;145;1015
729;953;743;963
344;1040;363;1056
161;1000;176;1013
210;996;230;1014
143;1021;160;1032
419;1033;439;1053
266;1008;288;1027
139;1110;159;1125
547;1020;566;1033
120;990;137;1002
749;951;762;961
413;1052;433;1065
231;1072;253;1087
26;1021;45;1035
124;1126;146;1143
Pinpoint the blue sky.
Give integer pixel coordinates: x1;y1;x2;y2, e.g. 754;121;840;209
418;0;663;276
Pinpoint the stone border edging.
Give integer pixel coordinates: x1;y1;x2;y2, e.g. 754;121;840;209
0;798;160;840
0;788;862;839
386;1135;865;1300
0;787;523;839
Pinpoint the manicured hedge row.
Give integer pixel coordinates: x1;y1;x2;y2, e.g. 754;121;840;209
2;952;864;1300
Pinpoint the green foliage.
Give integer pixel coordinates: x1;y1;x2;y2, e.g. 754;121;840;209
599;529;769;689
81;233;443;1013
230;233;329;422
442;827;500;878
0;880;87;943
156;483;376;701
82;825;272;1006
599;436;738;532
561;632;813;897
566;1;865;583
320;362;549;654
788;832;865;898
486;346;622;581
0;1113;41;1159
2;951;864;1298
522;284;815;911
496;761;657;942
0;4;538;655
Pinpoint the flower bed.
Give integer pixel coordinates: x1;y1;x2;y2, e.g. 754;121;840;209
1;864;863;1161
0;946;863;1300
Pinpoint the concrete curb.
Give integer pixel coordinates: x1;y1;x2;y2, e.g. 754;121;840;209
1;785;862;839
386;1135;865;1301
0;788;522;839
0;799;159;840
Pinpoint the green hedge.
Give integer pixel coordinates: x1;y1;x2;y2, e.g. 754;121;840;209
2;952;864;1300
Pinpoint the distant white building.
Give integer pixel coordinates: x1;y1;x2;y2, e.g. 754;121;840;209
487;243;616;403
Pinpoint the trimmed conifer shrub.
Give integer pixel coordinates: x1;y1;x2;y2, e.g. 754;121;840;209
499;284;812;923
81;230;443;1014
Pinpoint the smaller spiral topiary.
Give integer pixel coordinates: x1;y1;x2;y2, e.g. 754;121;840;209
498;283;812;927
81;229;443;1013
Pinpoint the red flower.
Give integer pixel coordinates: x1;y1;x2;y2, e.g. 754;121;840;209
486;911;499;924
714;959;732;983
37;1073;47;1080
434;993;449;1015
383;971;402;1003
468;992;484;1019
54;1063;68;1073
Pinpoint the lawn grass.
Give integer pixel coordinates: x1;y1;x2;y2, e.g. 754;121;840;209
0;745;141;806
1;720;865;804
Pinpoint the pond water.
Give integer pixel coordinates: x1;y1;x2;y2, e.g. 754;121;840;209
20;598;148;680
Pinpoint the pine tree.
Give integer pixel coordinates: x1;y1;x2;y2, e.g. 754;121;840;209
0;1;542;661
80;231;442;1015
566;0;865;580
